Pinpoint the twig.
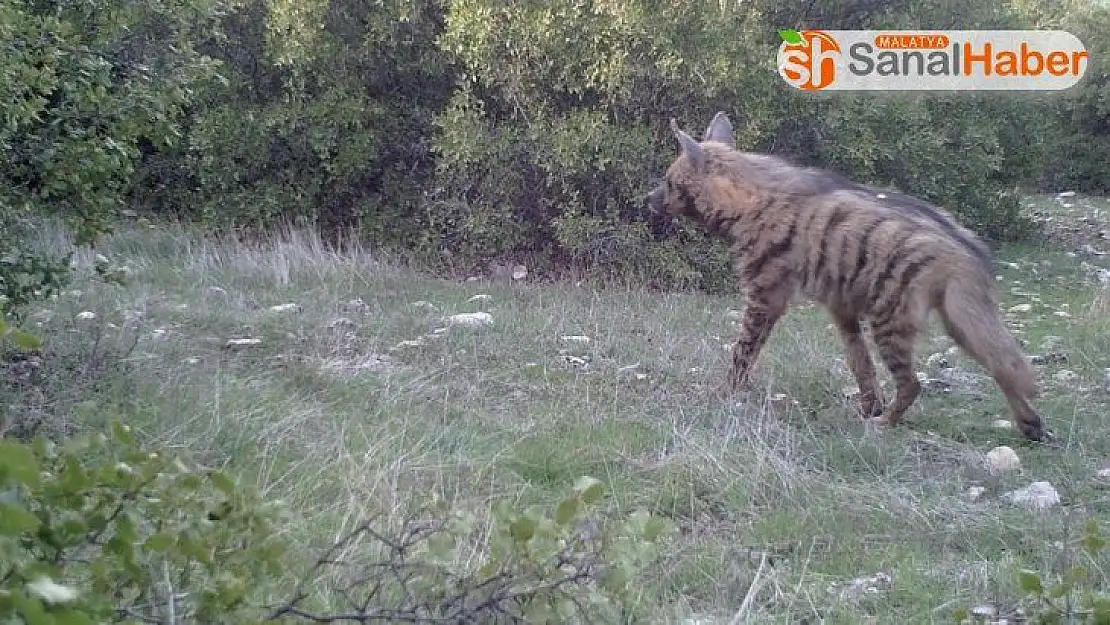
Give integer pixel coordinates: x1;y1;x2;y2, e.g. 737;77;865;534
729;551;768;625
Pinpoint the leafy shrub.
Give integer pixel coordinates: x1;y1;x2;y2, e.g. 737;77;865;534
0;421;288;622
1;416;672;623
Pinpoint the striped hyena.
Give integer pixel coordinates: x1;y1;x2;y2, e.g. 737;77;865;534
647;112;1047;441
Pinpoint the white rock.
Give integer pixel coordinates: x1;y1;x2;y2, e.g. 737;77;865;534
986;446;1021;474
512;264;529;281
971;605;996;618
329;317;355;329
225;338;263;348
992;419;1013;430
445;312;493;328
1058;190;1076;197
75;311;96;321
1005;481;1060;509
1053;311;1072;318
967;486;987;502
392;338;426;350
467;294;491;303
269;303;301;313
560;335;591;343
1053;370;1078;384
1008;303;1033;313
410;300;436;310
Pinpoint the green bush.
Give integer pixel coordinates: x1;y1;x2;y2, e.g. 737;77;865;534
1;416;673;623
0;421;287;622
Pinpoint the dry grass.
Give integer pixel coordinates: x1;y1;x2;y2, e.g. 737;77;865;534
10;199;1110;622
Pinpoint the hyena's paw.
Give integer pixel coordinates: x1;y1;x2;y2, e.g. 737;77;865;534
857;396;885;420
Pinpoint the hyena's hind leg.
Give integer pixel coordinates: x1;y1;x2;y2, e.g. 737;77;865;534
868;314;925;427
833;314;884;419
728;284;792;391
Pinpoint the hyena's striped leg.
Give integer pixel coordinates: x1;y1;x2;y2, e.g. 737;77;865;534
833;315;884;419
728;289;790;391
869;319;923;427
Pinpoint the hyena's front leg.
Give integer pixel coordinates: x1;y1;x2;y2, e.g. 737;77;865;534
728;287;791;391
833;314;884;419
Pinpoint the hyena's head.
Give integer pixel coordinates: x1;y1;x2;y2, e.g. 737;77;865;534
647;111;735;219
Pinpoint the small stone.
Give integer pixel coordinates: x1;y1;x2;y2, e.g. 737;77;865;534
1096;468;1110;479
560;335;591;343
411;300;436;310
1005;481;1060;510
971;605;997;618
512;264;529;281
1053;369;1078;384
205;286;228;296
1053;311;1072;318
724;309;744;321
634;373;648;381
391;338;427;350
1058;190;1076;197
986;446;1021;474
75;311;96;321
269;303;301;313
467;294;491;303
992;419;1013;430
445;312;493;328
466;276;480;282
225;338;263;349
1008;303;1033;313
925;352;951;369
967;486;987;502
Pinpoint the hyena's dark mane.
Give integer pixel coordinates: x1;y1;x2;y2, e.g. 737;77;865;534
712;150;995;273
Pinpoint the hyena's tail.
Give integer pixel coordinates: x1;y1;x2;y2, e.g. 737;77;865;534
938;267;1047;441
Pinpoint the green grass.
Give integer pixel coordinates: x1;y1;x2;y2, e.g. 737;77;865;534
8;197;1110;623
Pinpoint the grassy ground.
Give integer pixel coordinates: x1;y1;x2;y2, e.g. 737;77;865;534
8;194;1110;623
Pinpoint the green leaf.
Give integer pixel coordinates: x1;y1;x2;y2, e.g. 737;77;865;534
9;330;42;350
1083;518;1107;555
210;470;236;495
143;532;176;552
1017;569;1044;595
111;421;135;446
573;476;605;504
1090;597;1110;625
643;517;667;541
510;517;536;543
0;503;40;534
554;497;579;525
778;28;804;45
0;441;41;487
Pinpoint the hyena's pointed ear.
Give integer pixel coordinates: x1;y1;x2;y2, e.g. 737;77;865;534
704;111;734;148
671;118;704;171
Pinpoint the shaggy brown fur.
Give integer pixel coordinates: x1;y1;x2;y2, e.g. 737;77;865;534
648;112;1047;441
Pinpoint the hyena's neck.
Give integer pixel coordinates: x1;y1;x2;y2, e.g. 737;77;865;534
700;177;775;242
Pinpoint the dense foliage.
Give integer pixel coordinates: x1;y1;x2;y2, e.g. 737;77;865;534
2;0;1109;297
